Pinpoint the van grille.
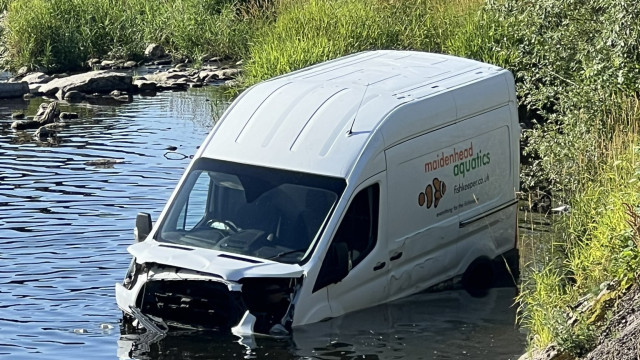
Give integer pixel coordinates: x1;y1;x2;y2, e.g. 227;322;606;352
137;280;246;330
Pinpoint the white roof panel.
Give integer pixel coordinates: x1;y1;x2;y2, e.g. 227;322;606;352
201;50;511;178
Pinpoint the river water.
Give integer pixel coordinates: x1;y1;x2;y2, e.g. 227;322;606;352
0;88;526;359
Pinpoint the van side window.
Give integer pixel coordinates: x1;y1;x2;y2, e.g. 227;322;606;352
313;184;380;292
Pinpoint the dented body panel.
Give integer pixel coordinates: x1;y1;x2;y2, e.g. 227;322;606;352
116;50;519;334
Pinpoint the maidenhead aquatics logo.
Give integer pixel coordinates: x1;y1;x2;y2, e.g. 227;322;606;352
418;178;446;209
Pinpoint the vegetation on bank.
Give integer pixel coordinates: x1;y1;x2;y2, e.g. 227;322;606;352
3;0;640;357
0;0;264;72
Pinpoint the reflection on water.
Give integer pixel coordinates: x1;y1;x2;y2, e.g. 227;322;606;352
119;288;524;360
0;88;525;359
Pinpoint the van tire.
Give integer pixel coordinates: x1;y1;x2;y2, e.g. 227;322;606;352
462;257;494;297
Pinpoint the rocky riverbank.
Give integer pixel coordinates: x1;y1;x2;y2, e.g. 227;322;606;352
0;43;242;101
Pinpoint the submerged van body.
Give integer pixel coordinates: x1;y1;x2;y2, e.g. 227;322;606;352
116;50;520;335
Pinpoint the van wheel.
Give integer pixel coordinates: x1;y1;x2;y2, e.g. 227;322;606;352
462;257;494;297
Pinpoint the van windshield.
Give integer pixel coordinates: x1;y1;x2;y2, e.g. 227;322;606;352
156;158;346;263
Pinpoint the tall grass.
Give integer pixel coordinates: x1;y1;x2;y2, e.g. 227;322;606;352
517;96;640;354
243;0;501;86
1;0;267;72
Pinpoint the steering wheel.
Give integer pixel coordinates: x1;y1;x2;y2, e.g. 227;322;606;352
206;219;239;233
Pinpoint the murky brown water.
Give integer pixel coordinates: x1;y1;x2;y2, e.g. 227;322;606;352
0;87;526;359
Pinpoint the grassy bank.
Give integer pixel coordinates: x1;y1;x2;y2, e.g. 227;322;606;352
494;0;640;356
242;0;506;85
0;0;501;75
1;0;266;72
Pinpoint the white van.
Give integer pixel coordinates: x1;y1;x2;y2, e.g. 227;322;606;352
115;50;519;335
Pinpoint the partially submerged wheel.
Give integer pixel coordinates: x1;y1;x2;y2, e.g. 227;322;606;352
461;257;494;297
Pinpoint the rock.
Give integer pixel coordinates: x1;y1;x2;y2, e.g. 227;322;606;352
219;68;242;79
34;102;59;124
122;60;137;69
174;63;188;71
224;79;240;87
28;84;43;94
153;58;172;66
59;112;78;120
21;72;52;84
100;60;117;68
87;58;101;68
112;94;132;102
64;90;85;102
133;79;157;92
38;70;133;97
11;120;32;130
236;60;244;66
84;158;125;166
197;70;217;82
16;66;29;77
144;43;165;60
518;344;572;360
110;90;125;97
0;81;29;99
11;102;59;130
34;126;52;138
11;112;25;119
23;93;34;100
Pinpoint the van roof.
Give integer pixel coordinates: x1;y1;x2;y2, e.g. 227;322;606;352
202;50;513;178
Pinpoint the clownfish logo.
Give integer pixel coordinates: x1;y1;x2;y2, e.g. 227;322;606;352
418;178;447;209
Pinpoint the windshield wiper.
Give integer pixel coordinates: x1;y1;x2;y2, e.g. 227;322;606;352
267;249;306;261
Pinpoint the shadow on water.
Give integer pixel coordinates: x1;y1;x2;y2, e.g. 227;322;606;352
0;84;529;359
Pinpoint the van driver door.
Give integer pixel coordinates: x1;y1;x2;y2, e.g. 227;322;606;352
313;178;389;317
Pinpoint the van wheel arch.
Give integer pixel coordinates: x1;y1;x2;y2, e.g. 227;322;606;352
461;256;494;297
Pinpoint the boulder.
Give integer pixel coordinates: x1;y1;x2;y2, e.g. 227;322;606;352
100;60;117;68
34;101;59;123
0;81;29;99
64;90;85;102
34;126;52;138
16;66;29;77
87;58;101;68
38;70;133;97
144;44;165;60
59;112;78;120
133;79;157;92
21;72;52;84
122;61;137;69
29;84;43;94
11;102;59;130
11;112;25;119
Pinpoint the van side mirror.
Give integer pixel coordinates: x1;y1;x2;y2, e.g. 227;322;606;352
134;212;153;243
312;242;350;292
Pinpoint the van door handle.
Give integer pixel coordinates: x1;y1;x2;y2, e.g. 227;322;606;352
373;262;386;271
390;252;403;261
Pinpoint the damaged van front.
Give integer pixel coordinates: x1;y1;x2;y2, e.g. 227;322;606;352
116;158;345;335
